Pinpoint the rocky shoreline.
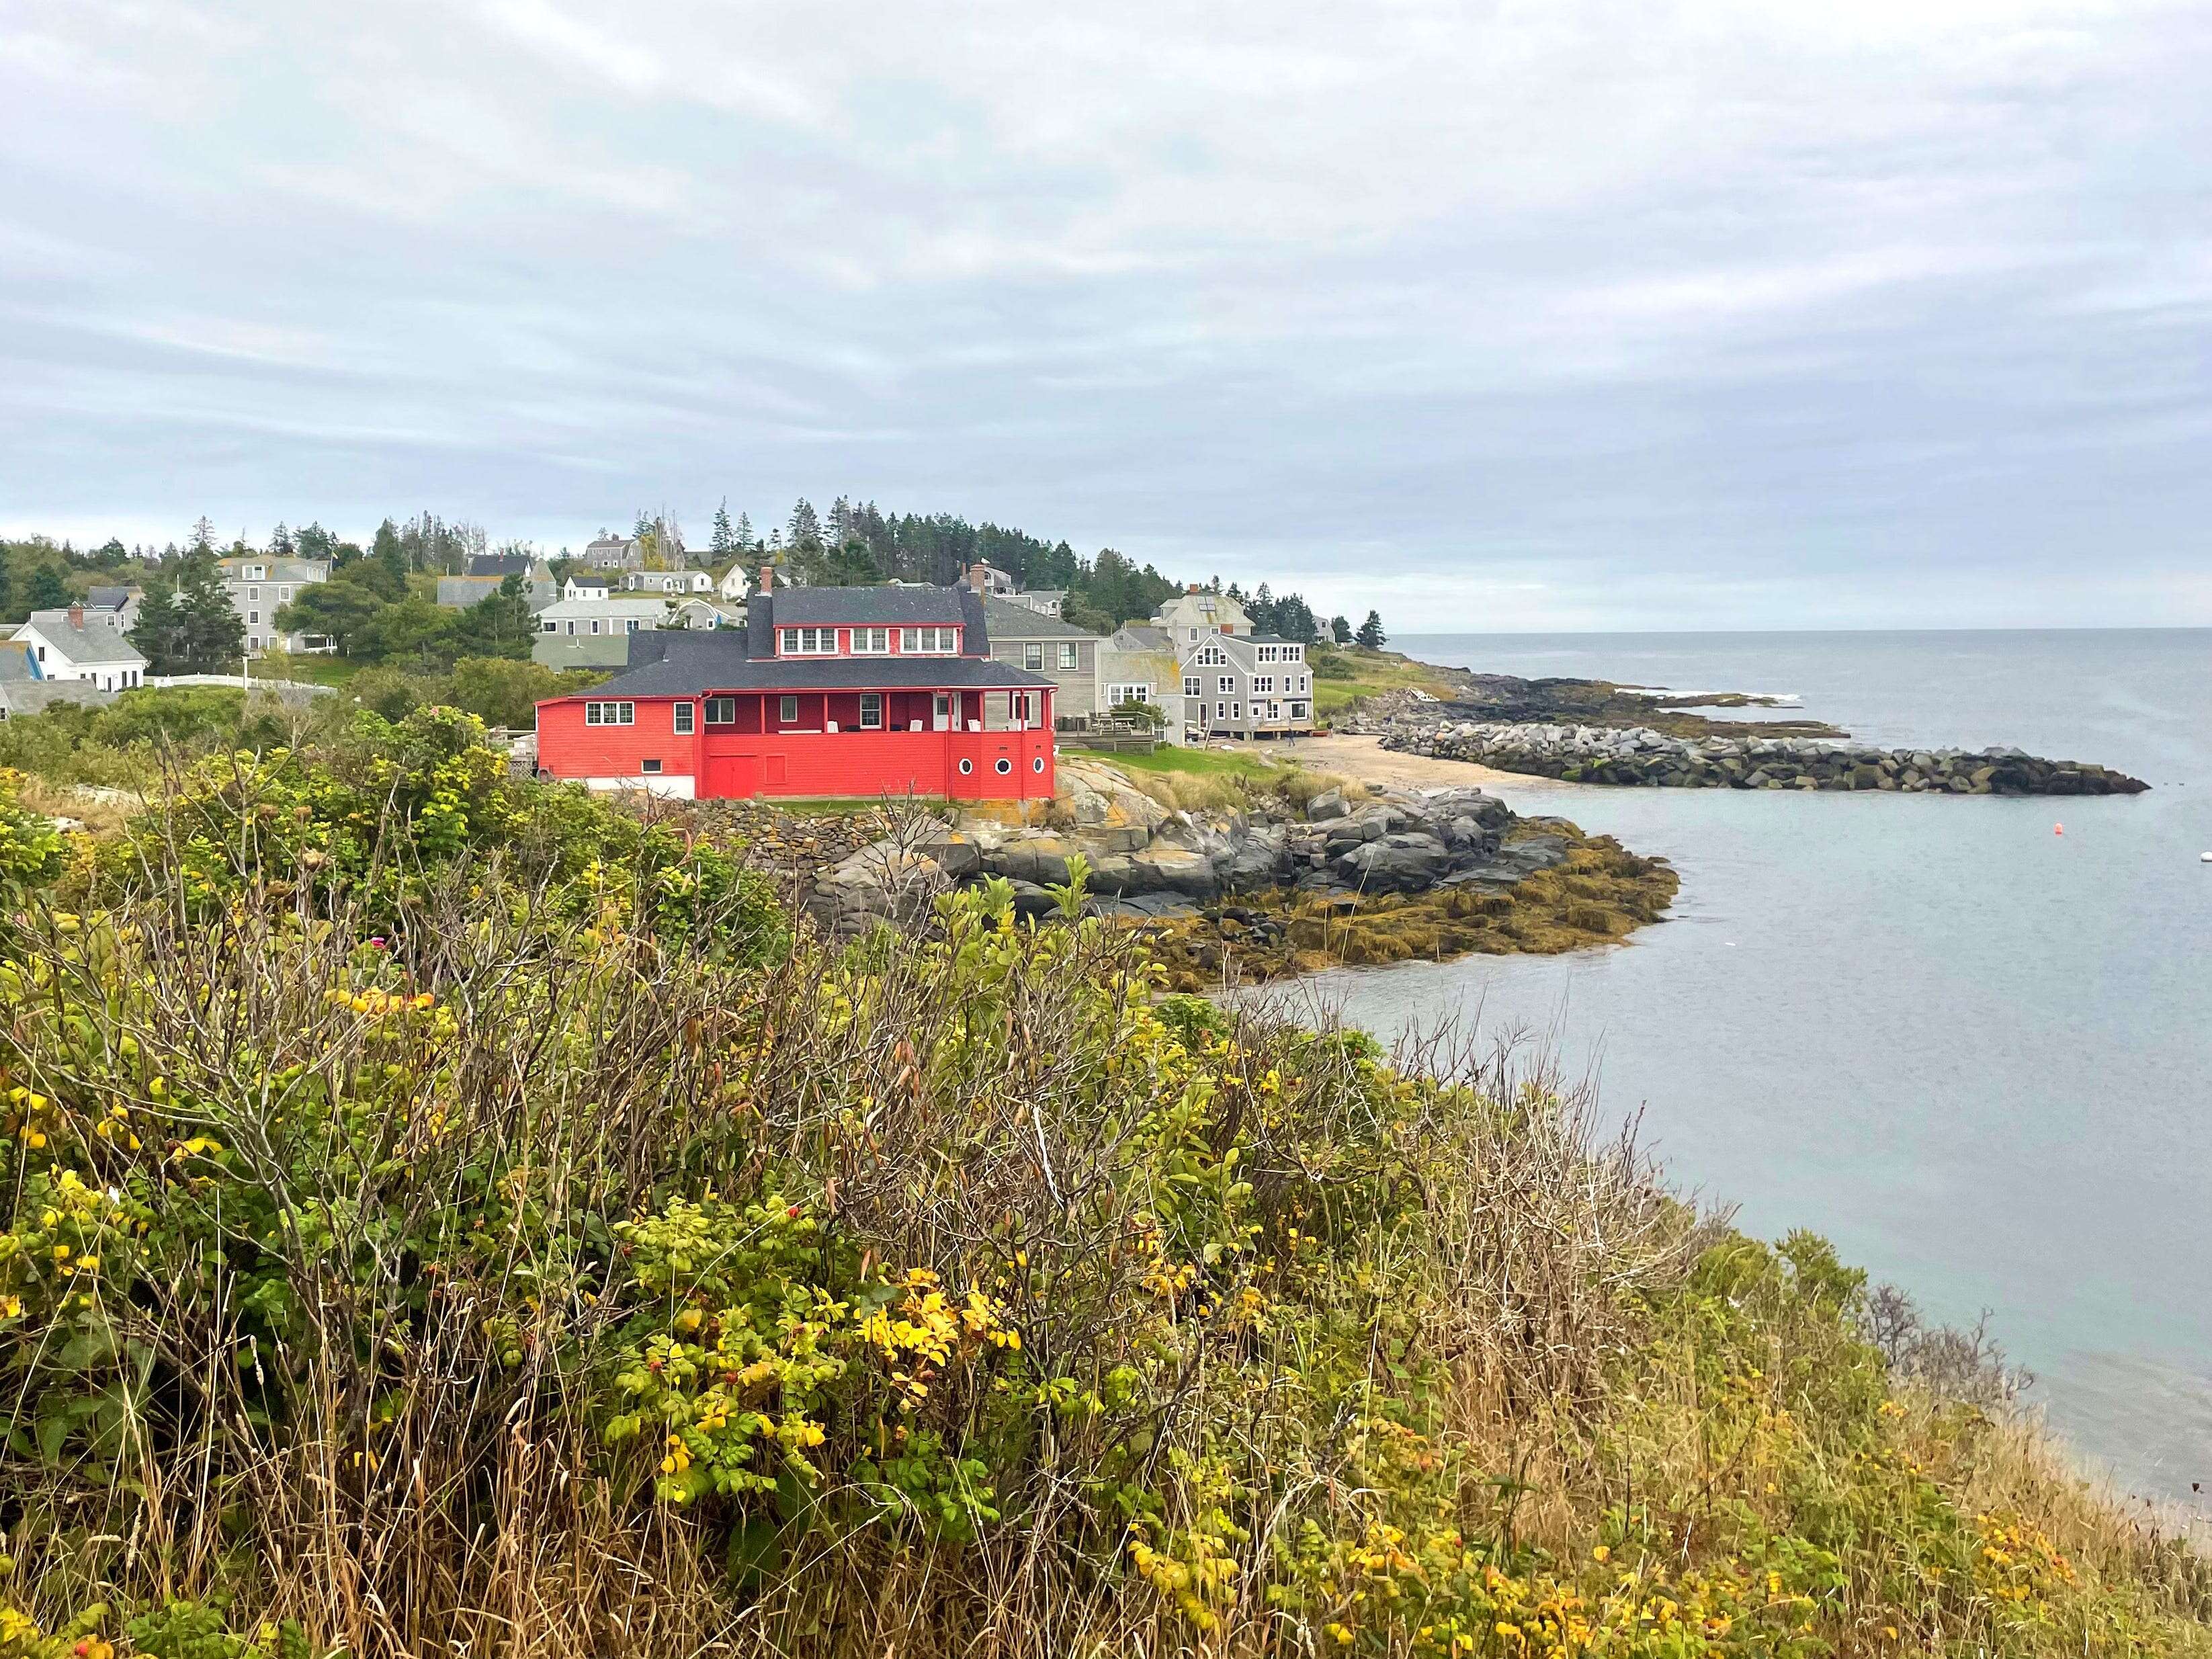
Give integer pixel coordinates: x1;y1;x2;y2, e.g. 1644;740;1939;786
1377;713;2150;796
796;760;1675;980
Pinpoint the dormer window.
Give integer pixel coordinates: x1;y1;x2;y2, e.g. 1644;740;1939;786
900;626;958;653
851;627;890;653
780;627;836;654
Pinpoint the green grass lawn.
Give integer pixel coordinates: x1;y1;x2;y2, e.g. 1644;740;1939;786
255;652;372;688
1308;644;1462;718
1081;745;1289;783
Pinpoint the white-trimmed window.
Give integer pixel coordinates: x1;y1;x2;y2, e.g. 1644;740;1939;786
859;692;883;729
851;626;890;653
673;701;695;734
642;759;663;773
1106;683;1152;707
705;697;736;724
1023;642;1044;671
584;701;635;726
1058;642;1078;669
541;619;556;632
779;626;835;654
1217;675;1234;694
779;695;799;723
900;626;958;653
1215;701;1227;720
1195;644;1224;666
1254;675;1273;693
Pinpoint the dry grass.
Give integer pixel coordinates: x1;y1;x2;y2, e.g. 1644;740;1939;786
0;769;2205;1657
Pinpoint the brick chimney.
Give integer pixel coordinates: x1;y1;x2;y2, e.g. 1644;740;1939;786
68;604;85;630
1186;583;1201;595
967;563;988;593
758;564;773;594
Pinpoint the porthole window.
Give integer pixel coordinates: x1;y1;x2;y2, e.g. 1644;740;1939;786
1032;755;1046;773
994;757;1013;775
958;758;974;775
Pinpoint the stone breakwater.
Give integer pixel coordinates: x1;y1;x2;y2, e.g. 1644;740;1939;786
1382;717;2150;796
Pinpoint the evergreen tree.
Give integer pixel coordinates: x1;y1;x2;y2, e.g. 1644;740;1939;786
0;554;13;622
373;518;409;588
447;575;535;660
189;517;216;556
710;499;737;557
270;521;294;555
28;566;70;609
734;511;754;551
177;552;245;671
128;581;185;672
1331;615;1353;645
787;499;823;552
1355;610;1386;650
294;521;336;561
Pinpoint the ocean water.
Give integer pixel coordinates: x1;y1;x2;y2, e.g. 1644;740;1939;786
1283;630;2212;1510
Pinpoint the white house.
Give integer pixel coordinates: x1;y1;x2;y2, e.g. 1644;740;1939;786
716;564;752;601
562;574;612;602
16;606;148;692
623;569;714;595
530;595;742;669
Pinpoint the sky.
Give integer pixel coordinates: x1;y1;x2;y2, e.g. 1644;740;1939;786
3;1;2211;631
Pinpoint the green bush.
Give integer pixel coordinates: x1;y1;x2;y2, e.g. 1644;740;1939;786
0;774;2202;1656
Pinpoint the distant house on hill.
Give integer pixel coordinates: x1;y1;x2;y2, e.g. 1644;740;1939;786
1151;587;1250;644
466;552;536;579
217;555;335;654
1001;589;1067;619
624;569;714;595
583;535;645;571
437;563;558;611
531;596;742;669
15;605;148;693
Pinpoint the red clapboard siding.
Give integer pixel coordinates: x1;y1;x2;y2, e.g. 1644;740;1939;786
537;697;697;779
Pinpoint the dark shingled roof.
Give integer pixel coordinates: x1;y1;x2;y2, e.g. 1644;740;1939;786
763;586;970;627
581;630;1053;700
746;586;989;659
980;595;1100;640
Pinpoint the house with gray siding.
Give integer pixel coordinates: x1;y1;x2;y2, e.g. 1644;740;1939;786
979;596;1101;726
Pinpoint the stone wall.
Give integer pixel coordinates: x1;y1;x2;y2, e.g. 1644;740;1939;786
1381;716;2149;796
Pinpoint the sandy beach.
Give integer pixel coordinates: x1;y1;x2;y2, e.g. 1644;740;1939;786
1245;732;1558;791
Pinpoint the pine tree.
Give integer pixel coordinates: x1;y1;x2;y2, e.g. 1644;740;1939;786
734;512;754;551
0;554;13;622
176;550;245;671
787;499;822;552
373;518;409;589
1355;610;1386;650
270;521;294;555
1331;615;1353;646
128;581;183;673
189;517;216;556
28;566;70;610
710;499;737;557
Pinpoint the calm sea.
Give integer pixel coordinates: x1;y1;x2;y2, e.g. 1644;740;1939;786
1285;630;2212;1510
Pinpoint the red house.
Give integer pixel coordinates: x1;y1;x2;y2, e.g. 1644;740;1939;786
534;578;1058;802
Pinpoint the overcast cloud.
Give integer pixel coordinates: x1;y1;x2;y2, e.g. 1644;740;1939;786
3;0;2209;628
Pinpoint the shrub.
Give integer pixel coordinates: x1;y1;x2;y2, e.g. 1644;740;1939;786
0;777;2202;1656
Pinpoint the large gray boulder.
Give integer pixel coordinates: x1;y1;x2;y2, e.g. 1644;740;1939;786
1335;832;1453;892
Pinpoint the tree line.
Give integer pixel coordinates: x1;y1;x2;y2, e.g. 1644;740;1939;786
10;501;1390;658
